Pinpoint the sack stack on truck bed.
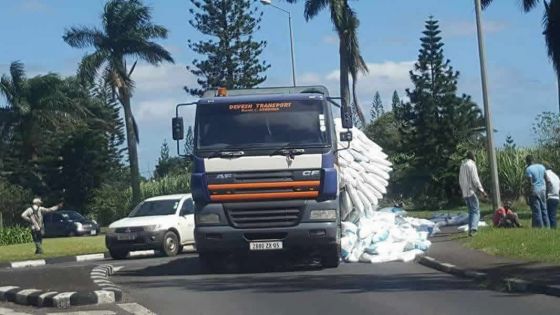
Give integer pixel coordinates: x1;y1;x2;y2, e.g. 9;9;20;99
335;119;439;264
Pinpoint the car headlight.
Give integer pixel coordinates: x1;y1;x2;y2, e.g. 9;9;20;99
310;210;337;220
74;222;83;231
143;224;162;232
197;213;220;224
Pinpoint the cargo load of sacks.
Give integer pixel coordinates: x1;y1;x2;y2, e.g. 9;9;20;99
335;119;438;263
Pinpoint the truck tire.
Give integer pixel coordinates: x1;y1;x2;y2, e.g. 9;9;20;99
109;248;129;260
161;231;180;257
321;245;341;268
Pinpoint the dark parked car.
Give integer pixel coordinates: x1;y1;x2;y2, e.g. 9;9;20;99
43;210;101;237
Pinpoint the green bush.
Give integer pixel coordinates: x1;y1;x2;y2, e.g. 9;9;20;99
89;174;191;226
0;226;33;246
0;178;33;228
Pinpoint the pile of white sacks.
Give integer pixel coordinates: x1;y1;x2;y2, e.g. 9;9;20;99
335;119;439;263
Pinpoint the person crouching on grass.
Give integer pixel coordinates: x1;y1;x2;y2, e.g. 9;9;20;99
493;201;522;228
21;198;63;255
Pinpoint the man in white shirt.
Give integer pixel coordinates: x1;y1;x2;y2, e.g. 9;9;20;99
545;165;560;229
459;151;487;236
21;198;63;254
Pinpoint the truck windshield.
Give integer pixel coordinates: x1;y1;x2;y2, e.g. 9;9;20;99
195;99;329;152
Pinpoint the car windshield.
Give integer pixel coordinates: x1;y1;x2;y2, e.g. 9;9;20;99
60;212;84;221
128;199;181;217
195;99;329;153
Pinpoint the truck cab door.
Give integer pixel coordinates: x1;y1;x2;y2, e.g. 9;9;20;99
178;198;195;244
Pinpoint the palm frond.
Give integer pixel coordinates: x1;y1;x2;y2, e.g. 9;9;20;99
544;0;560;76
304;0;330;20
63;26;105;48
77;51;109;84
123;41;175;65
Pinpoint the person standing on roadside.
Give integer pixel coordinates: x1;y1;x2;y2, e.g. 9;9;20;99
525;155;550;228
459;151;487;236
544;165;559;229
21;198;63;255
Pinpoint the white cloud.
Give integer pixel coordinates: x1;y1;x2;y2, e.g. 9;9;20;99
443;19;508;38
322;35;338;45
19;0;49;13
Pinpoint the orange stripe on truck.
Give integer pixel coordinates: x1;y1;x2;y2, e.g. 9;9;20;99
210;191;319;202
208;181;320;191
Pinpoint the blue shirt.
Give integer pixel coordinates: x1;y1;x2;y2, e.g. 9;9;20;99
526;164;547;194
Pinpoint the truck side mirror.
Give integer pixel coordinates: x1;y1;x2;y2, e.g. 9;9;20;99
172;117;184;140
339;131;353;142
341;105;353;129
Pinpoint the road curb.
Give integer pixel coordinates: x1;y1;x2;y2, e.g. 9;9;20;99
0;252;112;270
0;264;123;308
416;255;560;298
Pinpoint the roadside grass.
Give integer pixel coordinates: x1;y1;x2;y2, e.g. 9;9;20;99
408;200;560;264
0;236;106;263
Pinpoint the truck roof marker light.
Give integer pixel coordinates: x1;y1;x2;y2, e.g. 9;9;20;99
216;87;228;97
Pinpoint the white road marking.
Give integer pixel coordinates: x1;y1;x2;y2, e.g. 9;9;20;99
0;306;32;315
76;254;106;262
10;260;46;268
47;311;116;315
94;290;115;304
118;303;157;315
128;250;155;258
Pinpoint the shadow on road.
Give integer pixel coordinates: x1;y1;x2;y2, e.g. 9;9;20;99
114;255;487;294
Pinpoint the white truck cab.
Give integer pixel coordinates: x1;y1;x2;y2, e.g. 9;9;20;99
105;194;195;259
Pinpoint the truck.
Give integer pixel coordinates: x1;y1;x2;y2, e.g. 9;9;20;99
172;86;354;269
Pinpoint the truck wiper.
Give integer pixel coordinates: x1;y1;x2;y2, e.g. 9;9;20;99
270;148;306;157
207;150;245;159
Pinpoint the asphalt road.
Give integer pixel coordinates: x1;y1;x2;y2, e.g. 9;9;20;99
3;252;560;314
109;253;560;315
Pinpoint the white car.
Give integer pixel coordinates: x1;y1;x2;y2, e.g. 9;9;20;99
105;194;195;259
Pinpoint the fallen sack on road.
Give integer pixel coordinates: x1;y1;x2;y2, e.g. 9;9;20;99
457;221;488;232
336;119;437;264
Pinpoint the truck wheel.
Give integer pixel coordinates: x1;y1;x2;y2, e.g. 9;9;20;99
109;248;129;260
162;231;180;257
322;245;341;268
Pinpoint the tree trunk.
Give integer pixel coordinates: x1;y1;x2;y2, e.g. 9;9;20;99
120;88;141;205
339;34;351;121
557;71;560;113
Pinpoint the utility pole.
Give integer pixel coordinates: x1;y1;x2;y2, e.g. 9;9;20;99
475;0;501;210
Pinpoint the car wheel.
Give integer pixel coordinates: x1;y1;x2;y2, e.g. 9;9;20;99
109;248;129;260
161;231;180;257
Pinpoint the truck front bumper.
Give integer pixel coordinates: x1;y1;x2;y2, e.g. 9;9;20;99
195;222;338;253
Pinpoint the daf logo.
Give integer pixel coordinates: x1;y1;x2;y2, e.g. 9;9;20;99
216;174;233;179
302;170;320;176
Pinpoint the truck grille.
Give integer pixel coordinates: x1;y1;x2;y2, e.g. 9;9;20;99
226;208;301;228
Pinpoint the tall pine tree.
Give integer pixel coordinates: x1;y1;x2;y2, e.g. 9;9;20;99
370;91;384;122
186;0;270;96
395;17;484;207
391;90;401;111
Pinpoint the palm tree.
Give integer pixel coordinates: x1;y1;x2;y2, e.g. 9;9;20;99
483;0;560;112
0;61;84;161
63;0;174;204
285;0;368;126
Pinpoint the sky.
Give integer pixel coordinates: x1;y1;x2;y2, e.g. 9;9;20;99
0;0;557;177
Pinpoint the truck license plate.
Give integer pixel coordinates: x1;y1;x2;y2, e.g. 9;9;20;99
249;241;283;251
117;233;135;241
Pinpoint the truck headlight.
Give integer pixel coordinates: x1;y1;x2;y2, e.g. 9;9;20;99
310;210;337;220
197;213;220;224
143;224;162;232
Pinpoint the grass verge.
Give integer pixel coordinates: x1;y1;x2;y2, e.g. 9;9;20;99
408;201;560;264
0;235;106;263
